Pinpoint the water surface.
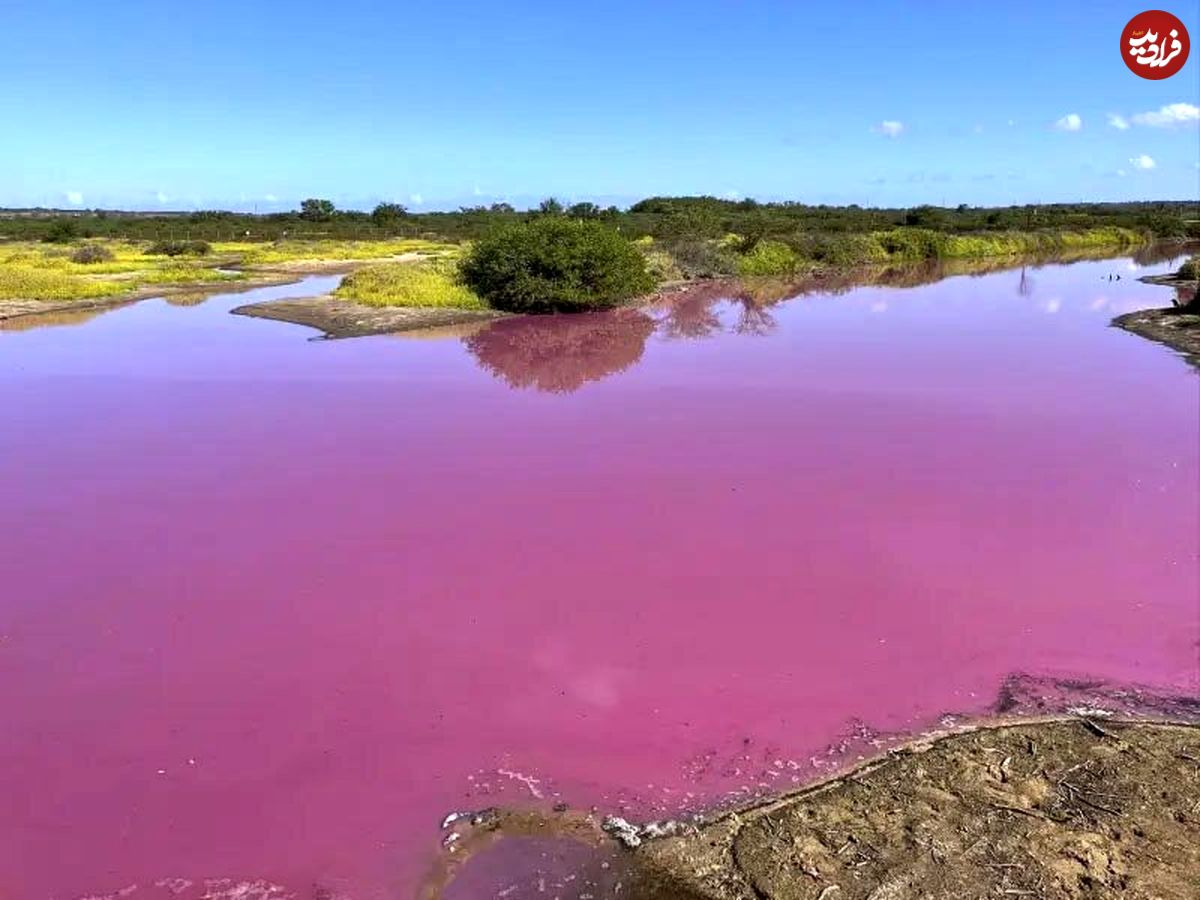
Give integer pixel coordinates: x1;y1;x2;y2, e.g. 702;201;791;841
1;256;1196;900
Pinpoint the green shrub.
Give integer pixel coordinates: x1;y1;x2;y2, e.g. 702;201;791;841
42;220;78;244
794;233;888;266
641;247;683;283
659;239;737;279
1178;255;1199;281
460;218;655;313
147;240;211;257
70;244;114;264
876;228;948;260
371;202;408;226
736;240;801;277
300;198;336;221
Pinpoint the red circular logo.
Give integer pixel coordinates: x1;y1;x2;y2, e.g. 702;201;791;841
1122;10;1190;79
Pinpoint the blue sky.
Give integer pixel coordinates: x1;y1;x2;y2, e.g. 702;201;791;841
2;0;1197;211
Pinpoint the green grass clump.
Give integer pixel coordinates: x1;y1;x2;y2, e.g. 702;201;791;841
1177;255;1199;280
736;240;802;276
334;261;486;309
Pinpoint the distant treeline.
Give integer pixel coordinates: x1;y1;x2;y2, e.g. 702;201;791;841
2;196;1196;244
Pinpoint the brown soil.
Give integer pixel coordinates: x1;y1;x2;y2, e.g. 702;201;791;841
1111;308;1200;370
1110;274;1200;370
230;294;509;339
631;719;1200;900
422;716;1200;900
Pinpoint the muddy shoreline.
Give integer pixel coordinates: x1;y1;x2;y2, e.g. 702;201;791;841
230;293;510;338
425;716;1200;900
425;673;1200;900
632;717;1200;900
1109;272;1200;370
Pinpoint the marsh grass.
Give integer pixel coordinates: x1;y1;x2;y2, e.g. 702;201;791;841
725;226;1146;275
0;265;129;301
334;260;486;309
0;241;241;301
214;238;459;266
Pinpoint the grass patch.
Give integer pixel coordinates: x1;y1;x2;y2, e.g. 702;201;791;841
213;238;459;266
0;241;241;301
334;260;486;309
131;264;243;285
0;265;129;301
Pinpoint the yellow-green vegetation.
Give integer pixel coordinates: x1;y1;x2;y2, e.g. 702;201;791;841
0;236;462;306
0;240;242;302
0;264;129;301
940;226;1144;259
129;264;242;285
211;238;458;266
1176;255;1199;280
736;241;802;277
719;226;1148;276
334;260;486;309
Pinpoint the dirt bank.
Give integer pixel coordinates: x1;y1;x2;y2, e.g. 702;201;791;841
230;294;509;338
1112;307;1200;370
423;712;1200;900
632;718;1200;900
1111;273;1200;370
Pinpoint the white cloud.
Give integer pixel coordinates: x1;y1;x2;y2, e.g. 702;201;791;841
1107;113;1130;130
1130;102;1199;127
472;185;483;196
409;193;424;205
263;194;278;203
156;191;170;204
722;189;741;200
1053;113;1082;132
873;120;904;138
64;190;83;205
1116;168;1127;177
1129;154;1156;170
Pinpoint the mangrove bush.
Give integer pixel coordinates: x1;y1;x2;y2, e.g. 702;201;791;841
460;218;655;312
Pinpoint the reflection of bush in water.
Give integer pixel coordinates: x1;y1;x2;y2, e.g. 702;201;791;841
655;280;779;339
464;309;656;393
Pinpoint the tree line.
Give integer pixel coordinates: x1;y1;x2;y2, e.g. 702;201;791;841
2;196;1196;244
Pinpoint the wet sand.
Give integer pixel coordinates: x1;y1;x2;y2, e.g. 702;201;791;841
231;293;508;338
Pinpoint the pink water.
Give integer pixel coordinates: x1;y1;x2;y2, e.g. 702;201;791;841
1;255;1197;900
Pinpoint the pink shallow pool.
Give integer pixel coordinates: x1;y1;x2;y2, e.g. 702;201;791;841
1;255;1197;900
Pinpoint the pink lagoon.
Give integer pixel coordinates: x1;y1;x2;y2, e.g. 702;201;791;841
2;253;1197;900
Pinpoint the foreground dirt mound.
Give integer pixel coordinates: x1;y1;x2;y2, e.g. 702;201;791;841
632;720;1200;900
